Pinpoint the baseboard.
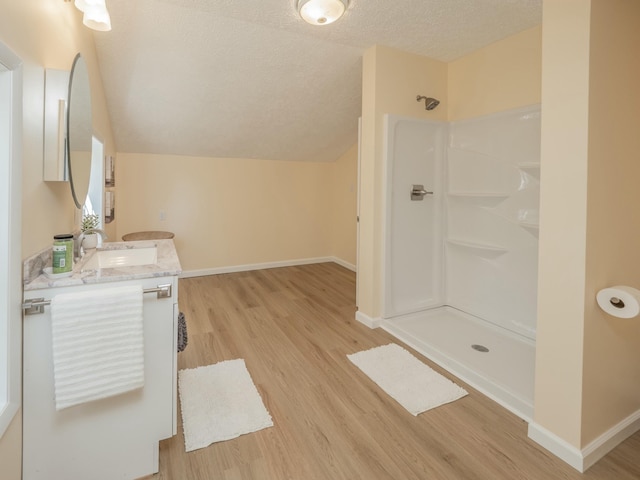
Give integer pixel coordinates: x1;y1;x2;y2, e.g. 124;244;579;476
330;256;356;272
355;310;381;329
527;423;584;471
528;408;640;472
581;408;640;471
180;256;355;278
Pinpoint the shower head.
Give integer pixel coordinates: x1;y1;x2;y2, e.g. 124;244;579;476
425;98;440;110
417;95;440;111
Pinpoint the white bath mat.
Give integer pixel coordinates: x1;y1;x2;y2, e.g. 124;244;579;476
178;359;273;452
347;343;468;416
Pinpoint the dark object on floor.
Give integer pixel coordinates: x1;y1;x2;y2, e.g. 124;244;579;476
177;312;188;352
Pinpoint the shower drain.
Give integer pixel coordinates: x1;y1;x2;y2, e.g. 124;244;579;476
471;344;490;353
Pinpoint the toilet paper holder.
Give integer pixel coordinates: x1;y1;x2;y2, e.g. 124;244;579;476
609;297;625;309
596;286;640;318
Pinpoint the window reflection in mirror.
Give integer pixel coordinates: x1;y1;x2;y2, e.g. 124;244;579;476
67;53;93;209
84;136;104;226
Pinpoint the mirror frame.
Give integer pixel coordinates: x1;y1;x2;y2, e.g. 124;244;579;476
66;53;93;209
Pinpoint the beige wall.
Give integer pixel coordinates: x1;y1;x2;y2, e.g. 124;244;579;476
582;0;640;445
0;1;115;259
448;26;542;120
536;0;640;452
116;153;358;272
359;45;448;318
0;1;115;475
535;0;592;448
358;47;377;315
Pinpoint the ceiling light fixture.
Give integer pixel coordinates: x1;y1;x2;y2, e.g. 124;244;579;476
297;0;349;26
73;0;112;31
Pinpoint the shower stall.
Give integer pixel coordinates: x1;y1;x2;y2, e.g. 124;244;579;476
381;105;540;420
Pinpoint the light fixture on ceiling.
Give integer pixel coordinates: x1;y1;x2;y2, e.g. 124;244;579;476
73;0;112;32
297;0;349;26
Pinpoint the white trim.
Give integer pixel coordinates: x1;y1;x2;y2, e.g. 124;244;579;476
528;410;640;472
528;423;584;471
356;116;361;307
0;41;22;437
331;256;356;272
380;114;390;319
581;409;640;471
179;256;354;279
355;310;381;329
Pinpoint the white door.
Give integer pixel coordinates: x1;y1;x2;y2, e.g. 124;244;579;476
383;115;446;318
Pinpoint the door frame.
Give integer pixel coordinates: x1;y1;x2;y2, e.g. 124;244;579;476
0;40;23;436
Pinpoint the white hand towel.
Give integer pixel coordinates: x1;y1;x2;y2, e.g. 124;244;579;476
51;285;145;410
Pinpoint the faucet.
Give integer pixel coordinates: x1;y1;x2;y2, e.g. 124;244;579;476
75;229;108;261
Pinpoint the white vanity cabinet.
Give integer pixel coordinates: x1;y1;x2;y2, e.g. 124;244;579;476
23;274;178;480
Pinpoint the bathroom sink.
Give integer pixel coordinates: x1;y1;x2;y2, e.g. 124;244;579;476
81;246;158;270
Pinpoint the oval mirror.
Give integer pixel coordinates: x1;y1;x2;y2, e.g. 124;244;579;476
66;53;93;209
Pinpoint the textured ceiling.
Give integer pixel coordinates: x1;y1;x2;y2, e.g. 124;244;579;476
93;0;541;162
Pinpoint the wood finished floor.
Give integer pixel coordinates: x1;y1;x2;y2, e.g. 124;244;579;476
157;263;640;480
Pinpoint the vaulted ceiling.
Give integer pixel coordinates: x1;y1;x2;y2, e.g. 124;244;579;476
93;0;541;162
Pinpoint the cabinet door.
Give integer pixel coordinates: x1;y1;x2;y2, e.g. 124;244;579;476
23;277;177;480
142;277;177;441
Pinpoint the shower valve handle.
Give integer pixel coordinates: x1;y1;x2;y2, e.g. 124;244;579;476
411;185;433;201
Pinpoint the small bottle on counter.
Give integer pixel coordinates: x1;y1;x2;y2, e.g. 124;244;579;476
52;234;74;274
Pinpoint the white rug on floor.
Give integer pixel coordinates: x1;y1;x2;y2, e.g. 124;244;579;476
178;359;273;452
347;343;468;416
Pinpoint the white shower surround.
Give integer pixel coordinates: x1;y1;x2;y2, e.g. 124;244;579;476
447;106;541;338
381;105;541;419
382;116;446;318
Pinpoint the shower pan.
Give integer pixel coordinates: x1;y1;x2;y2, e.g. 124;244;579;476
381;106;541;420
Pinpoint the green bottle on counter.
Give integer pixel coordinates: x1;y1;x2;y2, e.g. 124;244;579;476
52;234;74;273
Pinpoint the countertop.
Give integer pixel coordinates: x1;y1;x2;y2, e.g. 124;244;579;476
24;239;182;291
